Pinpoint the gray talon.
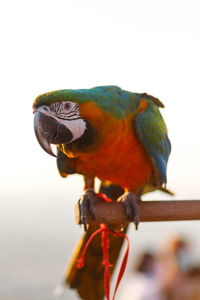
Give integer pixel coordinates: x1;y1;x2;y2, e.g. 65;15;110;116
78;189;97;231
117;192;140;230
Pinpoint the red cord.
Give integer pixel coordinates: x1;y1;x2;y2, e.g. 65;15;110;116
96;192;112;202
77;193;130;300
76;227;103;269
101;224;112;300
112;231;129;300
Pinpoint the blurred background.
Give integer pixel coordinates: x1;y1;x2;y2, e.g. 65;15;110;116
1;0;200;299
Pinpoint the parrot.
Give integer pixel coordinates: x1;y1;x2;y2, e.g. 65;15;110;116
33;85;171;300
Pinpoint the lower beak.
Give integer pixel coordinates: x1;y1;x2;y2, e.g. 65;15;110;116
34;111;73;157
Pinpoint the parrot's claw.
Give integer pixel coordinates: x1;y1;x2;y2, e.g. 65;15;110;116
78;189;97;231
117;192;140;230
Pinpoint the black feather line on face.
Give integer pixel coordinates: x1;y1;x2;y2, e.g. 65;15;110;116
70;104;79;113
50;102;80;119
53;103;80;120
56;116;82;121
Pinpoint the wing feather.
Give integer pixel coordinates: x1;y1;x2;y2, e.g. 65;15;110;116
135;104;171;185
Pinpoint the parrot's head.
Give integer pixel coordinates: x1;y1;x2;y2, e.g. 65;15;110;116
33;88;111;156
33;89;96;157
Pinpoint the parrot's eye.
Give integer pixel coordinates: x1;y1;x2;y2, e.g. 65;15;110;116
64;102;71;110
48;101;80;120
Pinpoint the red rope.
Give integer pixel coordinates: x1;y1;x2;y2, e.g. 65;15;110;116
96;192;112;202
77;193;130;300
101;224;111;300
112;231;129;300
76;227;103;269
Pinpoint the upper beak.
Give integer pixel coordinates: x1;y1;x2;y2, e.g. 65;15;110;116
34;111;57;157
33;110;73;157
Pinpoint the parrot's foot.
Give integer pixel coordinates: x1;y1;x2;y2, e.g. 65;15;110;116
117;192;140;230
78;188;97;231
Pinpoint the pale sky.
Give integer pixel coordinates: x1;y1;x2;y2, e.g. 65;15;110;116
1;1;200;299
1;0;200;199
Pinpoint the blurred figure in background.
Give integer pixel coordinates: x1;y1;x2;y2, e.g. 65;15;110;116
118;235;200;300
118;251;164;300
156;236;192;292
165;266;200;300
157;236;200;299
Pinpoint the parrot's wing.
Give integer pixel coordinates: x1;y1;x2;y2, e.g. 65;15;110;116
135;105;171;185
56;148;77;177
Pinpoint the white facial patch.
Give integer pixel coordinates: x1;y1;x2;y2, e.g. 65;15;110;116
36;101;87;143
58;118;86;142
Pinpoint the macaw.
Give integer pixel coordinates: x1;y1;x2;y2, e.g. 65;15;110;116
33;86;171;300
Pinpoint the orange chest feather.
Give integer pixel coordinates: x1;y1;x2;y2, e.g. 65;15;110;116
72;113;154;192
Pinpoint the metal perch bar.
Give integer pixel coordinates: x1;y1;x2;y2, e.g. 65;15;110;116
75;200;200;225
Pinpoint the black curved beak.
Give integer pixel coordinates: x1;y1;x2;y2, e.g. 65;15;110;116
34;111;73;157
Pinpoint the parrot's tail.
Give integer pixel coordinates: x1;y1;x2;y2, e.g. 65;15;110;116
66;183;127;300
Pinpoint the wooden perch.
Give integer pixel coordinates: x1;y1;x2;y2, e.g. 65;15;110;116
75;200;200;225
